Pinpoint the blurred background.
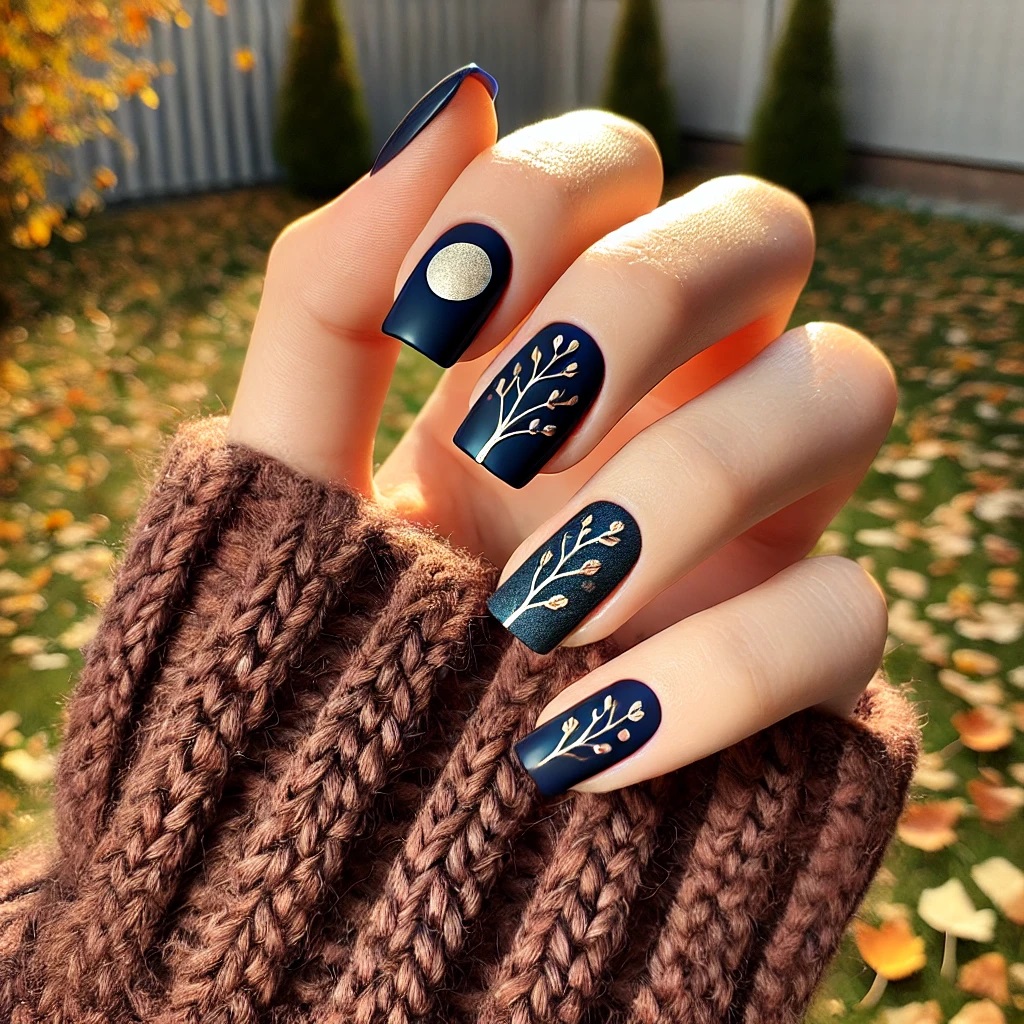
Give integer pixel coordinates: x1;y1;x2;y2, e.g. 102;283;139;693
0;2;1021;1021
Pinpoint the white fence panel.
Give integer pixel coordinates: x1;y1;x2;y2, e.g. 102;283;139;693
57;0;1024;207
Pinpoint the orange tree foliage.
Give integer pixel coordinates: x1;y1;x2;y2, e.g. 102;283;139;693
0;1;229;248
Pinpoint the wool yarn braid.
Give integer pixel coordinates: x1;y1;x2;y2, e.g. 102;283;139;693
0;418;919;1024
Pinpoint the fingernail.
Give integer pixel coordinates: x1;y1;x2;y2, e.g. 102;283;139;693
370;63;498;175
382;222;512;367
453;323;604;488
515;680;661;797
487;501;641;654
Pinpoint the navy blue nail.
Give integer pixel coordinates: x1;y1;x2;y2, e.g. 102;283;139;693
515;680;661;797
487;501;641;654
370;64;498;175
453;323;604;488
382;222;512;367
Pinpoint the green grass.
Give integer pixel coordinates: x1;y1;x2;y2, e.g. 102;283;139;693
1;183;1022;1018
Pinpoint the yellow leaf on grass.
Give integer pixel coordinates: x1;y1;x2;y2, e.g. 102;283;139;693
854;919;926;980
953;649;1002;676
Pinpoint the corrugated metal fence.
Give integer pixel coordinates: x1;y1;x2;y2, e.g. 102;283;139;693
69;0;1024;205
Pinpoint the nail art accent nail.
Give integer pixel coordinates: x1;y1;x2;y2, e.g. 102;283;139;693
370;64;499;175
515;680;661;797
382;222;512;367
487;501;641;654
453;323;604;488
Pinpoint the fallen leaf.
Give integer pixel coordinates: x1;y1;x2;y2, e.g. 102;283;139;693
919;878;996;941
959;953;1009;1004
952;706;1014;751
0;748;56;785
949;1000;1005;1024
854;918;927;979
940;669;1004;706
898;800;965;851
953;649;1003;676
971;859;1024;925
967;772;1024;823
878;1000;943;1024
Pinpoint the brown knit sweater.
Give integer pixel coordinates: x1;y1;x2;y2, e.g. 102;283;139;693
0;418;919;1024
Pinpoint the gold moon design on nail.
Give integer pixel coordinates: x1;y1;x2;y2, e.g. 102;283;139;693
425;242;493;301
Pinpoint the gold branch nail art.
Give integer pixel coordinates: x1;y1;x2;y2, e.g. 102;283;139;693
473;334;581;465
500;512;625;630
534;693;646;768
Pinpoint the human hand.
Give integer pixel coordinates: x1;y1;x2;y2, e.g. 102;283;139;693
229;65;896;798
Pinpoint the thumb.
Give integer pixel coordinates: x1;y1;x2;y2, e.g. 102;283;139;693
228;66;498;493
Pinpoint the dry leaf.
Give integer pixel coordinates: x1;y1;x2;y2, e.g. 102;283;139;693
971;859;1024;925
878;1001;943;1024
949;1001;1005;1024
898;800;965;851
951;706;1014;751
967;772;1024;823
918;879;996;941
952;649;1002;676
854;918;927;979
959;953;1009;1004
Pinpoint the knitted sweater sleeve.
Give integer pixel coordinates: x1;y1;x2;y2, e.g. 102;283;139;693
0;418;919;1024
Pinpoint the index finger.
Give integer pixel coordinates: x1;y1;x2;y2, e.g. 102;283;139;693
228;66;499;492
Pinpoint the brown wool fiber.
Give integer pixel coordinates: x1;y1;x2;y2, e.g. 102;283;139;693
0;418;920;1024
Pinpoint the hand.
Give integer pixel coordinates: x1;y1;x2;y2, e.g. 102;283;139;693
228;66;896;798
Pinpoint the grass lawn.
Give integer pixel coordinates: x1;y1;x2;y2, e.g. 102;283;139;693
1;181;1022;1020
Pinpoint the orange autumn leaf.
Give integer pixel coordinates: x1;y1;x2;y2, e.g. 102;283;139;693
952;706;1014;751
898;799;965;851
43;510;74;533
853;918;927;980
968;771;1024;823
959;953;1010;1005
235;48;256;72
952;649;1002;676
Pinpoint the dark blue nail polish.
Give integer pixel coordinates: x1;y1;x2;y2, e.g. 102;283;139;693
487;501;641;654
515;680;661;797
382;222;512;367
370;64;498;175
453;323;604;488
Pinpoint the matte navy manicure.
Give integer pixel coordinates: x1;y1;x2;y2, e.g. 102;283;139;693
515;680;661;797
382;222;512;367
453;323;604;488
370;64;498;175
487;501;641;654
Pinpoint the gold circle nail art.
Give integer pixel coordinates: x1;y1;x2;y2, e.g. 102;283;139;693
425;242;493;301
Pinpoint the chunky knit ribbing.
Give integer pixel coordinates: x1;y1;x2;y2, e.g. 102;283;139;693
0;418;919;1024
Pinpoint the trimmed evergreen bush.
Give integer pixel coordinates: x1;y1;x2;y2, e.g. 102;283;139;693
602;0;680;173
274;0;371;197
745;0;846;200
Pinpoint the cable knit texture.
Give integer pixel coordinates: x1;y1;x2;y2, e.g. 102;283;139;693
0;417;919;1024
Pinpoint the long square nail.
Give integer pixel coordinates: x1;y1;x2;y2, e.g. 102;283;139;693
453;323;604;488
487;501;641;654
382;222;512;367
515;680;661;796
371;64;498;175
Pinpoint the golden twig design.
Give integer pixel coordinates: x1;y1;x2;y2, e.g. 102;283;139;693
474;334;581;464
534;693;646;768
500;512;625;629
